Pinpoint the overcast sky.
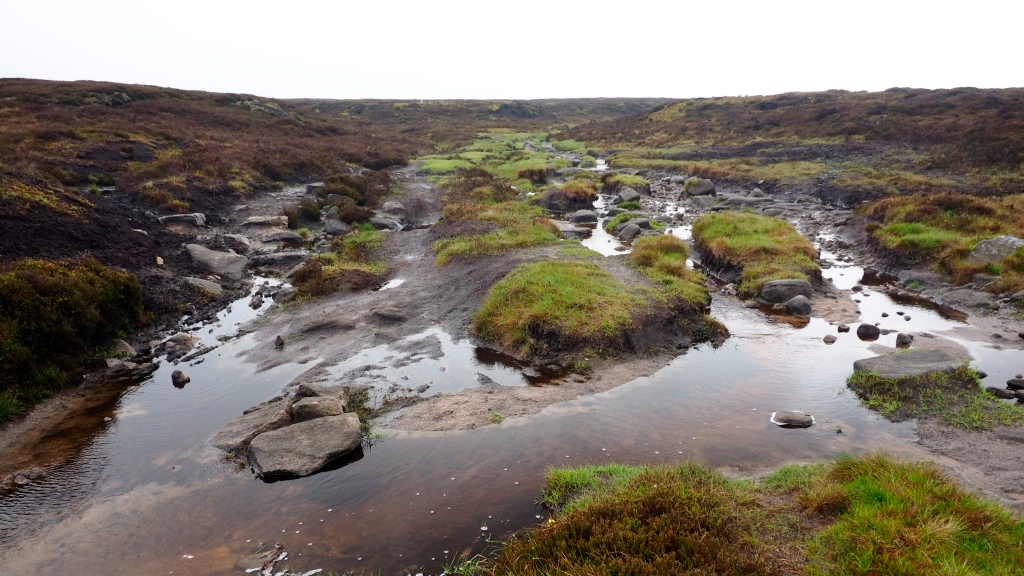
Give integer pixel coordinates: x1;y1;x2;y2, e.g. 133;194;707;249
4;0;1021;100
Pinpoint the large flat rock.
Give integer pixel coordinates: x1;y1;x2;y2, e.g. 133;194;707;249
852;349;963;379
249;413;361;477
185;244;248;281
759;279;812;304
210;401;292;453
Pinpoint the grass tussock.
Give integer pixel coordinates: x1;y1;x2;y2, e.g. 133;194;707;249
629;235;710;308
291;224;386;297
433;201;559;265
603;211;645;233
0;257;145;420
558;178;597;199
692;212;819;297
601;172;650;193
864;192;1024;290
472;261;643;357
847;364;1024;430
486;454;1024;576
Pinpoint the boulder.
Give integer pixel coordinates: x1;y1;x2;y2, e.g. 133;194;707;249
937;289;996;311
158;213;206;227
759;279;813;304
382;201;405;214
248;413;361;477
261;230;305;245
683;177;716;197
552;220;592;240
626;217;651;230
324;219;351;236
784;295;812;316
110;339;137;357
895;333;914;347
248;251;309;272
223;234;252;253
1006;378;1024;390
605;207;627;217
292;396;346;422
965;235;1024;265
856;323;881;340
184;277;224;295
210;401;293;453
242;215;289;228
569;210;598;224
750;188;765;198
185;244;248;281
688;195;718;209
772;411;813;428
292;383;351;405
837;324;851;333
616;188;641;204
617;223;642;242
823;335;837;344
986;387;1017;399
669;175;688;184
852;349;962;379
369;217;400;231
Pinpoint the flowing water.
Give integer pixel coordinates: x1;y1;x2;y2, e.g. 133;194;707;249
2;224;1023;575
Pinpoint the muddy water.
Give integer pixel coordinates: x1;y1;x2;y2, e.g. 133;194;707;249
3;250;1024;574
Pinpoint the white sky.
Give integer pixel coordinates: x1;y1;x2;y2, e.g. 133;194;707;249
3;0;1021;100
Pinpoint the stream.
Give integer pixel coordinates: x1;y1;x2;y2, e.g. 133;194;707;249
2;199;1023;575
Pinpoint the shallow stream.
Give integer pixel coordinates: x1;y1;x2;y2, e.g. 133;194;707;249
2;223;1023;576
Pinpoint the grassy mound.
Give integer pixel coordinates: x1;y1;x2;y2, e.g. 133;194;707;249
601;172;650;194
847;364;1024;430
0;257;145;421
864;192;1024;291
484;454;1024;576
291;224;386;297
472;261;643;357
692;212;819;297
433;201;560;265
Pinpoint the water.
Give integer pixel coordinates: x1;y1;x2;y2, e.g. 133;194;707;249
2;248;1023;574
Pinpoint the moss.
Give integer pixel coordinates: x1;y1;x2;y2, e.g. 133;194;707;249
846;364;1024;430
692;212;819;298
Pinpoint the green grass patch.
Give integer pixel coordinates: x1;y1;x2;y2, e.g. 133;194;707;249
550;139;587;152
472;261;643;357
629;235;710;307
864;192;1024;286
488;454;1024;576
692;212;819;298
603;211;645;233
418;157;475;174
601;172;650;192
846;364;1024;430
558;178;597;199
292;224;386;297
616;200;641;210
558;241;601;260
433;201;560;265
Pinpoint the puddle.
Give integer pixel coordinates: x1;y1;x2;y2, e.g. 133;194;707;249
376;278;406;291
323;327;562;407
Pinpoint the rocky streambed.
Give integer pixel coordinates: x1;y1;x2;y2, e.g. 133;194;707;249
1;161;1023;575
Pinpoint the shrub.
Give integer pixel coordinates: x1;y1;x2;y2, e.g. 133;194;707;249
0;258;145;415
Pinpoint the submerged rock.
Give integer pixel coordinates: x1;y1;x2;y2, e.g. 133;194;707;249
249;413;361;477
837;324;851;333
772;411;813;428
852;349;962;379
986;387;1016;399
171;370;190;387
